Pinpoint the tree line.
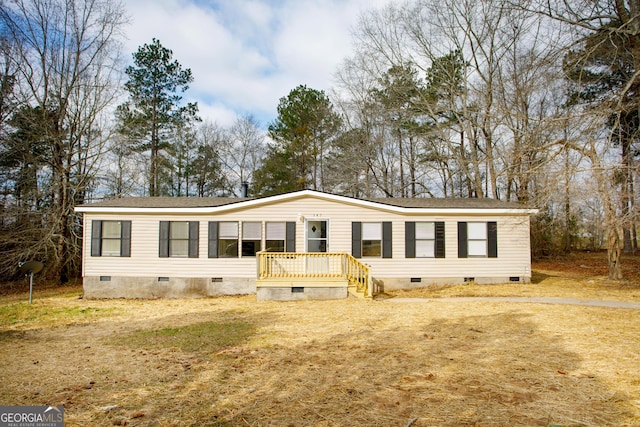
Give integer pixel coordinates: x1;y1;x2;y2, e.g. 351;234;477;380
1;0;638;283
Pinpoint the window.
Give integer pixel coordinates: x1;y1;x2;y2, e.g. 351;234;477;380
209;221;295;257
91;220;131;257
242;222;262;256
362;223;382;257
352;222;392;258
169;222;190;257
159;221;199;258
405;222;445;258
415;222;435;257
102;221;123;256
467;222;487;256
458;222;497;258
266;222;286;252
218;222;239;257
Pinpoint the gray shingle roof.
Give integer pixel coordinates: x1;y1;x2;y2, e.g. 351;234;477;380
367;197;527;209
78;192;530;210
81;197;251;208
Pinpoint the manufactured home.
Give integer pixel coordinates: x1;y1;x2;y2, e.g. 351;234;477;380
75;189;536;300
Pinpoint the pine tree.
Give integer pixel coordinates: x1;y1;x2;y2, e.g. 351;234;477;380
117;38;199;196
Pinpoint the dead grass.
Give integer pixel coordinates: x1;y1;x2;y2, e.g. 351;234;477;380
0;255;639;426
390;251;640;302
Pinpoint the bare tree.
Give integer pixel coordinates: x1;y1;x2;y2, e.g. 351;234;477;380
0;0;127;282
191;120;227;197
520;0;640;279
100;135;147;198
219;115;265;196
340;0;564;202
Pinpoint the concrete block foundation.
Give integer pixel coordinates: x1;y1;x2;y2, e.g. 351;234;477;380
84;275;531;299
83;276;255;299
257;286;348;301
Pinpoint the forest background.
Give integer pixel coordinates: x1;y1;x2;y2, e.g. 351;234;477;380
1;0;639;284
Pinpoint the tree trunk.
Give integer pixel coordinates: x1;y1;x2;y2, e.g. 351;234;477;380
607;226;624;280
621;132;633;253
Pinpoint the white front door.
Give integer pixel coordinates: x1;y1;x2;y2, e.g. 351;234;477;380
306;220;328;252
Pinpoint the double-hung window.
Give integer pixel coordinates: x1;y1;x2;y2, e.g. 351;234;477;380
159;221;199;258
91;220;131;257
208;222;239;258
467;222;488;256
219;222;239;257
169;222;190;257
352;222;392;258
405;222;445;258
362;223;382;257
265;222;286;252
242;222;262;256
458;222;497;258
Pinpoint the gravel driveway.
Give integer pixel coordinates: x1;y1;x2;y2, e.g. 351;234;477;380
386;296;640;310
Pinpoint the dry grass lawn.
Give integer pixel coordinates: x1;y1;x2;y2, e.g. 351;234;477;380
0;252;639;426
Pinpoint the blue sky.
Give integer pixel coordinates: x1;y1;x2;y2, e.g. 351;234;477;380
123;0;390;128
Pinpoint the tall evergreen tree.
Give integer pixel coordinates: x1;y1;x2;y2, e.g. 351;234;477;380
117;38;199;196
255;85;342;195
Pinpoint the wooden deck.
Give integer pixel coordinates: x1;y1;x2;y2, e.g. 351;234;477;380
256;252;373;298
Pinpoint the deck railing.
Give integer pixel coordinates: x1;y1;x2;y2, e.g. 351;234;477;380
257;251;373;297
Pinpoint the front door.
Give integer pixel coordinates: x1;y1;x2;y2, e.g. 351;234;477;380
306;220;328;252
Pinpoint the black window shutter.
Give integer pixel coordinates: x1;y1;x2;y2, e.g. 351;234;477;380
487;221;497;258
458;222;468;258
91;220;102;256
120;221;131;257
188;221;199;258
435;221;445;258
159;221;169;258
208;222;218;258
351;222;362;258
286;222;296;252
382;221;392;258
405;222;415;258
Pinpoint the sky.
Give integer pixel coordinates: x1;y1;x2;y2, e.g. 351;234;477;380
123;0;390;129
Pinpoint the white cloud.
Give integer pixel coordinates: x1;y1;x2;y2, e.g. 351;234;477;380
122;0;390;128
